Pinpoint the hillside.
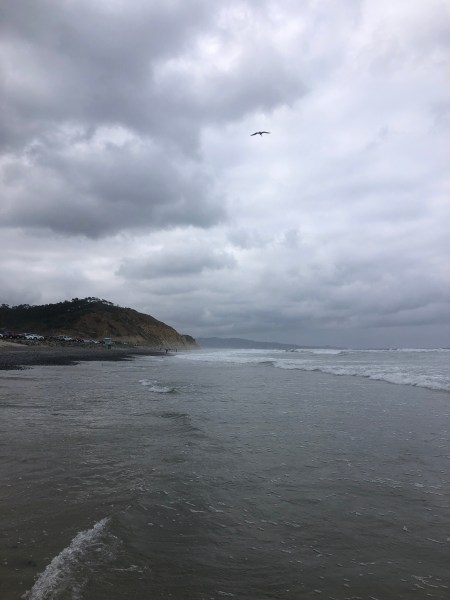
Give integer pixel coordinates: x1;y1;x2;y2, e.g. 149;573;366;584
0;298;198;349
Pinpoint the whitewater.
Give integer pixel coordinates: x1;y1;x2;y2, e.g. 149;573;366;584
176;347;450;392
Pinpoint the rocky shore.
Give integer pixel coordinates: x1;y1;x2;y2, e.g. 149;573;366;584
0;340;169;370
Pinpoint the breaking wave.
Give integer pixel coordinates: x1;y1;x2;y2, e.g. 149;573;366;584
176;348;449;393
23;518;113;600
273;360;450;392
139;379;176;393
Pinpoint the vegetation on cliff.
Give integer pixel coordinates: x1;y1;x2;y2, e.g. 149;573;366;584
0;298;198;349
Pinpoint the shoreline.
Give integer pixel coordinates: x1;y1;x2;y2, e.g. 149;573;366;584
0;341;169;370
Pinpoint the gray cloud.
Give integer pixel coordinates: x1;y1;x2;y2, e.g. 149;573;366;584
1;136;224;237
118;243;236;279
0;0;305;151
0;0;212;147
1;0;305;238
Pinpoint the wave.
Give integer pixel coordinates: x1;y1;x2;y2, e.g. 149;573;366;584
387;348;450;353
176;349;449;393
288;348;347;356
139;379;176;393
176;350;280;366
23;517;111;600
273;361;450;393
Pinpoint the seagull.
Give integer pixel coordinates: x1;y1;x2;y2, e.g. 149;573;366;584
251;131;270;136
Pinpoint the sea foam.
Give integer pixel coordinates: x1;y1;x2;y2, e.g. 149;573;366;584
274;360;450;392
176;348;449;393
139;379;175;393
23;517;110;600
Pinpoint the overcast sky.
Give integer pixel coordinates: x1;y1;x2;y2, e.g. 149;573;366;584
1;0;449;348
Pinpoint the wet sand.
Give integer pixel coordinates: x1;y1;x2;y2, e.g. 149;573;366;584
0;341;167;370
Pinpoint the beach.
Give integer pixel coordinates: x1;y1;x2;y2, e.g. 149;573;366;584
0;340;168;370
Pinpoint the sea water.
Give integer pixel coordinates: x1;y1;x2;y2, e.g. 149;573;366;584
0;348;449;599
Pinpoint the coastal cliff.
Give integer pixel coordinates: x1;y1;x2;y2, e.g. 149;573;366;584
0;298;198;349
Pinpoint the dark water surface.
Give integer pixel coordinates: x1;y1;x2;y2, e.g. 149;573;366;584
1;352;449;599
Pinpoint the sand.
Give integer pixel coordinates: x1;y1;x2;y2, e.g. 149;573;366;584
0;340;167;370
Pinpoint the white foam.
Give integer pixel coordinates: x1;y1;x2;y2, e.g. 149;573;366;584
175;349;280;365
388;348;450;353
139;379;175;393
274;360;450;392
23;517;110;600
292;348;346;355
177;348;450;393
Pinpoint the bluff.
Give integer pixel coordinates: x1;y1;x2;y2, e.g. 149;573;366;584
0;298;198;349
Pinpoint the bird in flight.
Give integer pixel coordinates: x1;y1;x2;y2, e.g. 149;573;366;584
251;131;270;136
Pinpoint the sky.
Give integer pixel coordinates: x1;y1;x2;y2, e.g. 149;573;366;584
1;0;449;348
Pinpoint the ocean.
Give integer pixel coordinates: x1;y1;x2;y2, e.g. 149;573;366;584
1;347;449;599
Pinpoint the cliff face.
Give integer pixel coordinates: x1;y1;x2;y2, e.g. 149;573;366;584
0;298;198;349
72;307;197;348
